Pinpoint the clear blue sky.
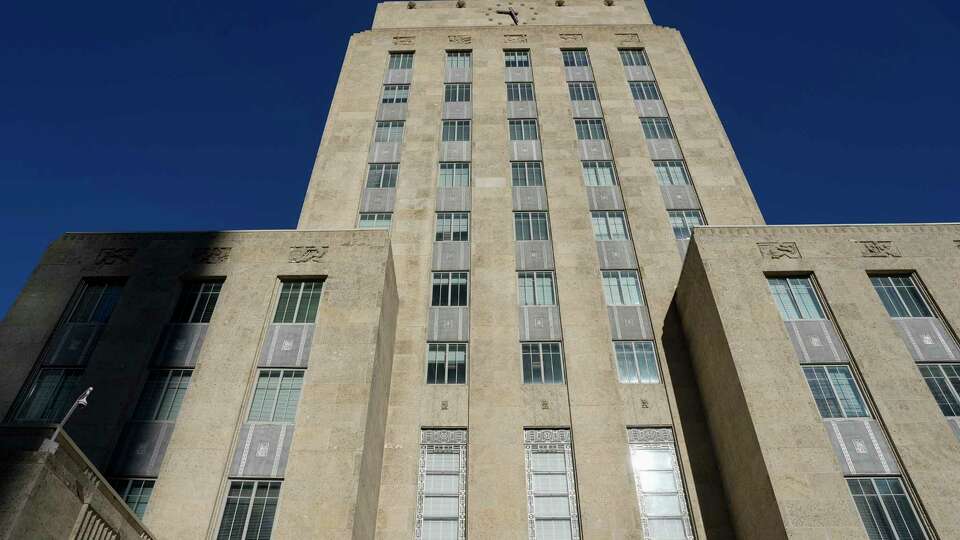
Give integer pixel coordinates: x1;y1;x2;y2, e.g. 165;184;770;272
2;0;958;315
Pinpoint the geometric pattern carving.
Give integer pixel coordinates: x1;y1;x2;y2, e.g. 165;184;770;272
416;429;467;540
758;242;801;260
288;245;328;263
627;427;674;445
627;428;694;540
856;240;901;258
192;247;232;264
523;429;580;540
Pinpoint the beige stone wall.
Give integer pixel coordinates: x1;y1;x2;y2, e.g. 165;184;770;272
297;7;762;538
678;224;960;539
0;230;398;539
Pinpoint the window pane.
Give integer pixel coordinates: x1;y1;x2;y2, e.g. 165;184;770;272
629;429;693;540
654;160;691;186
273;280;323;323
826;366;869;418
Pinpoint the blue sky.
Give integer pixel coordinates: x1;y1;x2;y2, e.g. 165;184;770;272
1;0;958;315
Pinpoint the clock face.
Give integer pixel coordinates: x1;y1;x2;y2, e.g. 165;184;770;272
483;3;540;25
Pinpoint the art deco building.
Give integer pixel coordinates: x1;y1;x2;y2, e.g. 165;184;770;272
1;1;958;539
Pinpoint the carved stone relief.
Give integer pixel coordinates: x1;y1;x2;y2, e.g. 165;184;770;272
448;35;472;44
559;33;583;41
393;36;415;46
288;245;329;263
192;247;232;264
94;248;137;266
758;241;801;259
856;240;901;258
504;34;528;43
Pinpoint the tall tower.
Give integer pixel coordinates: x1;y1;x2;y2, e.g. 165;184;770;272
299;1;761;538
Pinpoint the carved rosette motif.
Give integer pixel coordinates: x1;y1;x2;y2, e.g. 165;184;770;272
523;428;570;444
627;427;674;445
288;245;329;263
94;247;137;266
421;429;467;445
757;241;801;260
856;240;901;258
192;247;232;264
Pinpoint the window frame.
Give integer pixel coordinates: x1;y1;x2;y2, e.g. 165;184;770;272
381;84;410;104
366;163;399;189
524;429;581;539
918;363;960;417
246;369;305;424
511;161;545;187
627;428;695;540
426;343;468;385
509;119;539;141
435;212;470;242
506;82;536;102
441;120;471;142
505;49;531;68
561;49;590;67
13;367;84;423
514;212;551;241
388;52;414;70
444;83;472;103
438;162;471;187
615;341;660;384
416;430;468;539
602;270;645;307
374;120;404;143
273;280;323;324
640;118;674;140
766;276;828;321
170;280;223;324
590;211;630;241
111;478;155;519
653;160;692;186
667;210;705;240
619;48;649;67
574;119;607;141
629;80;661;101
847;477;929;540
358;212;393;230
446;50;472;70
522;342;566;384
518;271;558;306
567;82;598;102
216;479;283;540
802;364;871;419
582;161;618;186
431;272;469;307
132;368;193;421
870;274;935;319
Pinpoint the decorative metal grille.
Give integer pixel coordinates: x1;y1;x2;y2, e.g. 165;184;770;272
416;429;468;540
523;429;581;540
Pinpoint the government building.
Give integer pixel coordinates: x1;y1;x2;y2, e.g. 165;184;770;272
2;1;958;539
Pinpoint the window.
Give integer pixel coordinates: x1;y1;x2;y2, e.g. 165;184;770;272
133;369;192;421
591;211;629;241
67;279;124;324
382;84;409;104
619;49;649;67
667;210;704;240
518;272;557;306
366;163;399;188
582;161;617;186
640;118;674;140
918;364;960;417
438;162;471;187
388;52;413;70
447;50;471;69
111;478;155;519
509;119;539;141
248;369;304;423
629;81;660;101
170;281;223;324
628;428;694;540
522;343;565;384
616;342;659;384
802;365;869;419
602;271;644;306
505;49;531;68
427;343;467;384
562;49;590;67
507;82;535;102
217;480;282;540
767;276;827;321
432;272;468;307
273;280;323;324
870;275;933;318
524;429;580;538
417;430;467;539
848;477;928;540
374;120;404;142
567;82;598;102
574;119;607;140
14;368;83;422
514;212;550;241
653;160;692;186
444;83;471;103
359;212;393;229
512;161;544;187
442;120;471;142
435;212;469;242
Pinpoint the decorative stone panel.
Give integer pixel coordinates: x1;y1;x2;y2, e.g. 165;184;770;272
432;242;470;271
385;68;412;84
360;187;397;213
258;323;315;368
377;102;408;121
823;418;899;476
519;306;563;341
445;66;471;83
369;141;402;162
516;241;555;271
507;100;538;119
634;99;668;117
505;67;533;82
427;307;470;341
645;139;683;160
153;323;208;368
229;423;294;478
577;140;613;161
564;66;594;82
596;240;637;270
436;187;471;212
109;421;175;477
585;186;623;211
624;65;655;81
442;102;472;120
512;186;548;211
607;306;654;340
510;140;542;161
892;317;960;363
571;100;602;118
783;320;851;364
659;185;700;211
41;323;103;366
440;141;471;162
